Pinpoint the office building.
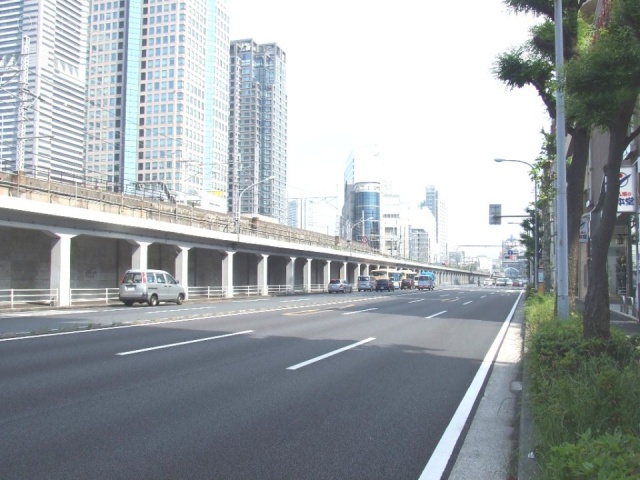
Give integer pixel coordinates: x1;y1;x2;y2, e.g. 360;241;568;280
342;145;382;248
229;39;287;223
85;0;230;209
0;0;88;180
422;185;448;263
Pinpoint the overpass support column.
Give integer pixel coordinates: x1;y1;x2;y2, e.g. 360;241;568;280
340;261;347;280
364;264;370;275
286;257;296;293
175;245;190;299
49;232;76;307
303;258;312;293
130;241;152;270
323;260;331;290
351;263;361;283
222;251;235;298
258;254;269;296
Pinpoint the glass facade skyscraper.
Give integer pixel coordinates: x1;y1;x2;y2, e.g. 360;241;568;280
229;39;287;223
352;182;380;249
86;0;230;207
0;0;88;180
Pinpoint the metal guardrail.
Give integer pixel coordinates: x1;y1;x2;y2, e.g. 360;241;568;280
0;284;338;309
71;288;120;305
0;289;59;308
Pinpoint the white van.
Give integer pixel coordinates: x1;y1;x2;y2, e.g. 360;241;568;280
416;275;435;291
118;269;186;306
357;275;376;292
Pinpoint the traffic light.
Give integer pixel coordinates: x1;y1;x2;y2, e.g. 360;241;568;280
489;204;502;225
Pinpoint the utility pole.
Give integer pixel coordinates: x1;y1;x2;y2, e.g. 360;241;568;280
555;0;570;319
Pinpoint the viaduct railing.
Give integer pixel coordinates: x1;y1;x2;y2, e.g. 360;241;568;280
0;171;377;255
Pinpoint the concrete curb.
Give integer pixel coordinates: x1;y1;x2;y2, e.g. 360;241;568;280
448;298;525;479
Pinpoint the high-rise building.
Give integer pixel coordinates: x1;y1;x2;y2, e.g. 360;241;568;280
342;145;382;248
0;0;88;180
85;0;230;208
423;185;448;263
229;39;287;223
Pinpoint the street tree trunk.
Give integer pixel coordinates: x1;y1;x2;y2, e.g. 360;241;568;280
566;128;590;308
583;107;635;339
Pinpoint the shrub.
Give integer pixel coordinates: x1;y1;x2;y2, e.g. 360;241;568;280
544;430;640;480
524;294;640;477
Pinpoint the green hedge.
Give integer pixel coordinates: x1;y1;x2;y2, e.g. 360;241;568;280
525;294;640;479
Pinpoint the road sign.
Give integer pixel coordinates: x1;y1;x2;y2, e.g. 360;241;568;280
361;236;368;243
489;204;502;225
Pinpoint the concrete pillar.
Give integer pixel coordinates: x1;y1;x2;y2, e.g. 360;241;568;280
323;260;332;287
351;263;361;283
340;261;347;280
222;250;235;298
303;258;312;292
258;254;269;296
49;232;76;307
287;257;296;293
175;245;190;299
364;264;370;275
131;241;152;270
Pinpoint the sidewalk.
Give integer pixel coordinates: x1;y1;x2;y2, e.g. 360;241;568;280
450;298;640;480
448;298;525;479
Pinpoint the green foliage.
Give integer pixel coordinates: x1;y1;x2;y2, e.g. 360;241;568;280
525;294;640;477
545;430;640;480
564;0;640;128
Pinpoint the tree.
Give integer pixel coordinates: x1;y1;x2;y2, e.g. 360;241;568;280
495;0;591;308
564;0;640;338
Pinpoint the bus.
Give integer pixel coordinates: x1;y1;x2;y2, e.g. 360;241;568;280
371;267;404;289
399;269;417;289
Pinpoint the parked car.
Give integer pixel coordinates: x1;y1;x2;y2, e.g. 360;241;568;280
415;275;435;291
375;278;395;292
119;269;186;306
328;279;353;293
400;277;414;290
357;275;376;292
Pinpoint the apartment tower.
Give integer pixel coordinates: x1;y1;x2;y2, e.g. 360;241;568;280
85;0;230;205
0;0;88;180
229;39;287;223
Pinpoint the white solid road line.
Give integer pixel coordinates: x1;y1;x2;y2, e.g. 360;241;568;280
408;299;425;304
463;301;473;305
116;330;254;356
418;291;523;479
425;311;447;318
287;337;376;370
342;308;378;316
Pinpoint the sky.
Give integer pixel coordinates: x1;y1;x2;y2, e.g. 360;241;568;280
228;0;551;259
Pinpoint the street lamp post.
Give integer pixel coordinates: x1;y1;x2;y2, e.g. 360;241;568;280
348;216;373;253
235;175;275;236
494;158;539;290
349;216;373;241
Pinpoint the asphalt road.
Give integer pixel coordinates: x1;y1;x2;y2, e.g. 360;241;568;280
0;287;522;479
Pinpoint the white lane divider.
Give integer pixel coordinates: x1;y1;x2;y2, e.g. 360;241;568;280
463;301;473;305
342;308;378;316
408;299;425;304
287;337;376;370
426;311;447;318
116;330;254;356
419;290;523;479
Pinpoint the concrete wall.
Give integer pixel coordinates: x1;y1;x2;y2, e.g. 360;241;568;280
0;227;51;289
